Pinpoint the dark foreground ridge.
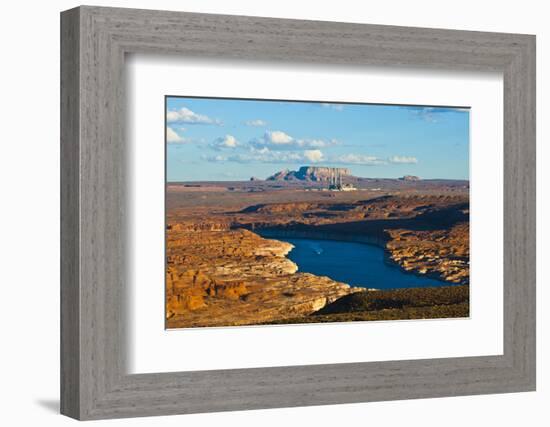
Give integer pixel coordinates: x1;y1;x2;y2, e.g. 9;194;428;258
264;285;469;324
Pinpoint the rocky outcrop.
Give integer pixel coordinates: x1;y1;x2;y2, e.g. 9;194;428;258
166;228;363;328
386;222;469;284
399;175;421;181
267;166;351;182
167;221;230;232
265;169;292;181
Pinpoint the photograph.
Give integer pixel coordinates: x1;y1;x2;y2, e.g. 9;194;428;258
165;96;470;328
48;3;538;421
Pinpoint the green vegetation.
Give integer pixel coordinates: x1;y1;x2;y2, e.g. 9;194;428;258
265;285;469;324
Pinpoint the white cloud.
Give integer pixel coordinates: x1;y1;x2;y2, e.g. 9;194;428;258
244;119;267;127
304;149;324;163
251;131;339;150
211;134;238;149
205;147;324;164
205;144;417;167
265;130;293;144
333;154;386;165
207;154;228;162
405;106;469;123
321;103;345;111
166;107;221;125
303;139;340;148
166;127;185;143
329;154;418;165
388;155;418;164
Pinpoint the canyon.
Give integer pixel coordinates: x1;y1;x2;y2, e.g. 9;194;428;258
166;177;470;328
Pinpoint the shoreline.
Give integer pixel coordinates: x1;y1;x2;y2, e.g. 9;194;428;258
166;190;469;327
253;228;457;288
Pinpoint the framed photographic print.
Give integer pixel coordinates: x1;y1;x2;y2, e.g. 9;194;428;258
164;96;471;329
61;6;536;420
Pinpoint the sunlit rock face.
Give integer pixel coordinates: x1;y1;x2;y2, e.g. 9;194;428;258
166;229;362;328
386;222;470;285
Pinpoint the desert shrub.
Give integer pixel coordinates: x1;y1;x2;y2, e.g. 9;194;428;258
263;285;469;325
367;285;468;308
265;302;469;325
315;285;468;316
315;292;371;314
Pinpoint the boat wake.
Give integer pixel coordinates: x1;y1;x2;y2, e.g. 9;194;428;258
309;243;324;255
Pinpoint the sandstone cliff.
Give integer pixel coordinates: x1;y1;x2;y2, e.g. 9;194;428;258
166;228;363;328
386;222;469;284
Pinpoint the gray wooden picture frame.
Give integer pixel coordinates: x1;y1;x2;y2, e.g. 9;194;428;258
60;5;536;420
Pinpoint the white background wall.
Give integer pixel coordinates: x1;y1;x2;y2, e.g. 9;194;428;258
0;0;546;425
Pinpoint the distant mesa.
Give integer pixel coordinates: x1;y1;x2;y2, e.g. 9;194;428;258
266;166;351;182
266;168;422;183
399;175;421;182
266;169;292;181
266;166;356;191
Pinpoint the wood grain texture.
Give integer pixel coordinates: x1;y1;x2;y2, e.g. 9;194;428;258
60;7;80;419
60;6;536;420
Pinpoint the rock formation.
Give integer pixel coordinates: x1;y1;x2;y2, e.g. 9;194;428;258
267;166;351;182
399;175;421;181
386;223;469;284
166;228;363;328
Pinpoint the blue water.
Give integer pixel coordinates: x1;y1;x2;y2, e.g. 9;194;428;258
277;237;449;289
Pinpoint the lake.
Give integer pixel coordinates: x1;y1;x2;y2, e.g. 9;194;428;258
274;237;449;289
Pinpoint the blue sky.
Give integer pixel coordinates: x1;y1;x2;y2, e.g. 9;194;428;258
166;97;469;182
